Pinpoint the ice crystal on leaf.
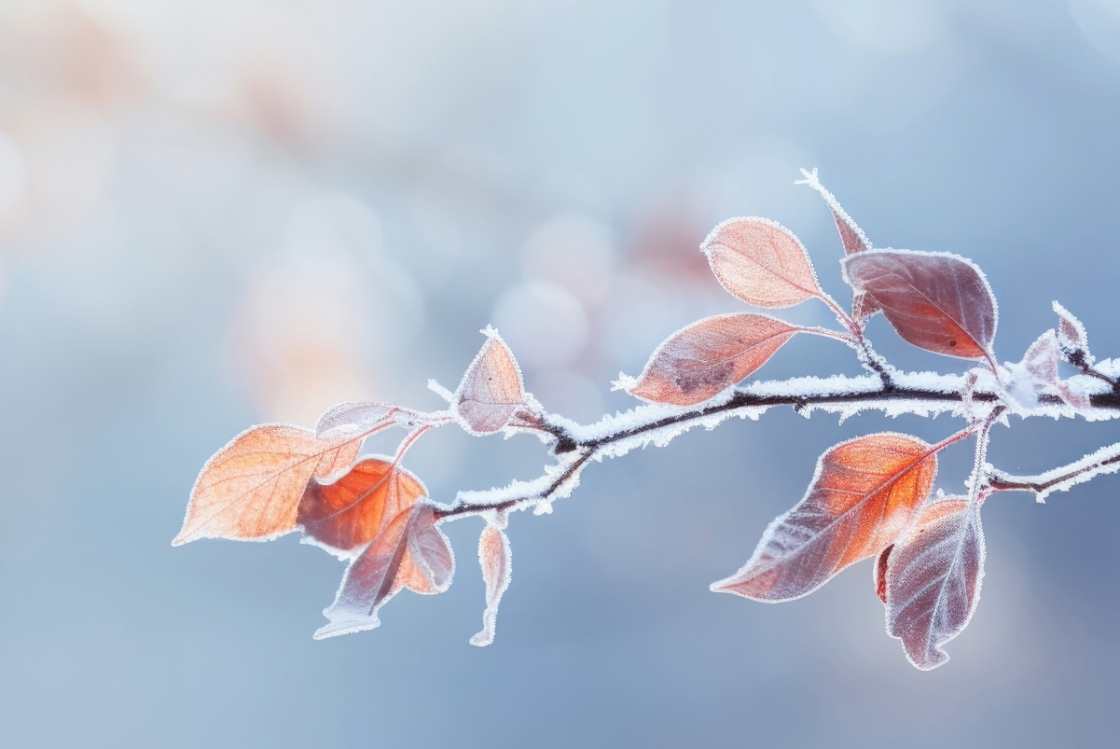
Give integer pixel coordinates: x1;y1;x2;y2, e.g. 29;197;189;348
175;170;1120;672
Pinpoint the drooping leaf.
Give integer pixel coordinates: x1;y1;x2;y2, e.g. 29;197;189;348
471;525;512;647
711;433;938;601
173;425;363;546
701;218;823;308
628;314;799;406
315;401;402;437
843;250;997;360
314;504;453;639
456;330;525;435
884;498;984;671
404;504;455;593
298;456;427;554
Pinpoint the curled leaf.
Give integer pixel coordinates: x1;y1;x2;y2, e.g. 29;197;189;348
796;169;880;320
701;218;823;308
314;504;453;639
712;433;938;602
628;314;799;406
874;544;893;604
885;499;984;670
843;250;997;361
298;456;427;555
174;425;363;546
471;525;512;647
456;330;526;435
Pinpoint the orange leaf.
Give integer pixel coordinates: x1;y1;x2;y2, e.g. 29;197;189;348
298;456;427;555
470;525;512;647
885;498;984;670
628;314;799;406
712;433;938;601
173;425;363;546
456;331;525;435
843;250;997;360
314;504;453;639
701;218;823;308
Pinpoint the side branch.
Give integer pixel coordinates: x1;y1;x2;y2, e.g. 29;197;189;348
987;440;1120;501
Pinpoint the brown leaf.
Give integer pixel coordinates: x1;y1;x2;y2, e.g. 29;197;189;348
456;331;525;435
471;525;512;647
843;250;997;361
701;218;823;308
174;425;363;546
712;433;938;601
885;499;984;670
314;504;453;639
628;314;799;406
298;456;427;554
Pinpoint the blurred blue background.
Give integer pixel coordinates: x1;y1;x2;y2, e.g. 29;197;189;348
1;0;1120;746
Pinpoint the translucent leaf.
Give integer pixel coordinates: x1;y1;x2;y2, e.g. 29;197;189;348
315;402;399;437
470;526;512;647
455;330;525;435
712;433;938;601
298;456;427;554
173;425;363;546
701;218;823;308
843;250;997;360
628;314;799;406
884;499;983;671
314;504;453;639
1002;330;1089;411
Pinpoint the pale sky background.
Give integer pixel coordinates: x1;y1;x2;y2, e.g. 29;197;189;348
2;1;1120;747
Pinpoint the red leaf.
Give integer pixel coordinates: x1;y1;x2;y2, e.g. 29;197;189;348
314;504;453;639
173;425;363;546
885;499;984;670
628;314;799;406
298;456;427;554
456;330;525;435
712;433;938;601
471;525;512;647
701;218;823;308
843;250;997;360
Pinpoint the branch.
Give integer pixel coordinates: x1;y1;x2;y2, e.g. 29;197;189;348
438;370;1120;520
986;440;1120;501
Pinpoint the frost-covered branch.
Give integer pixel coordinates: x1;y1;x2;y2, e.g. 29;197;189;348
174;171;1120;671
986;440;1120;501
